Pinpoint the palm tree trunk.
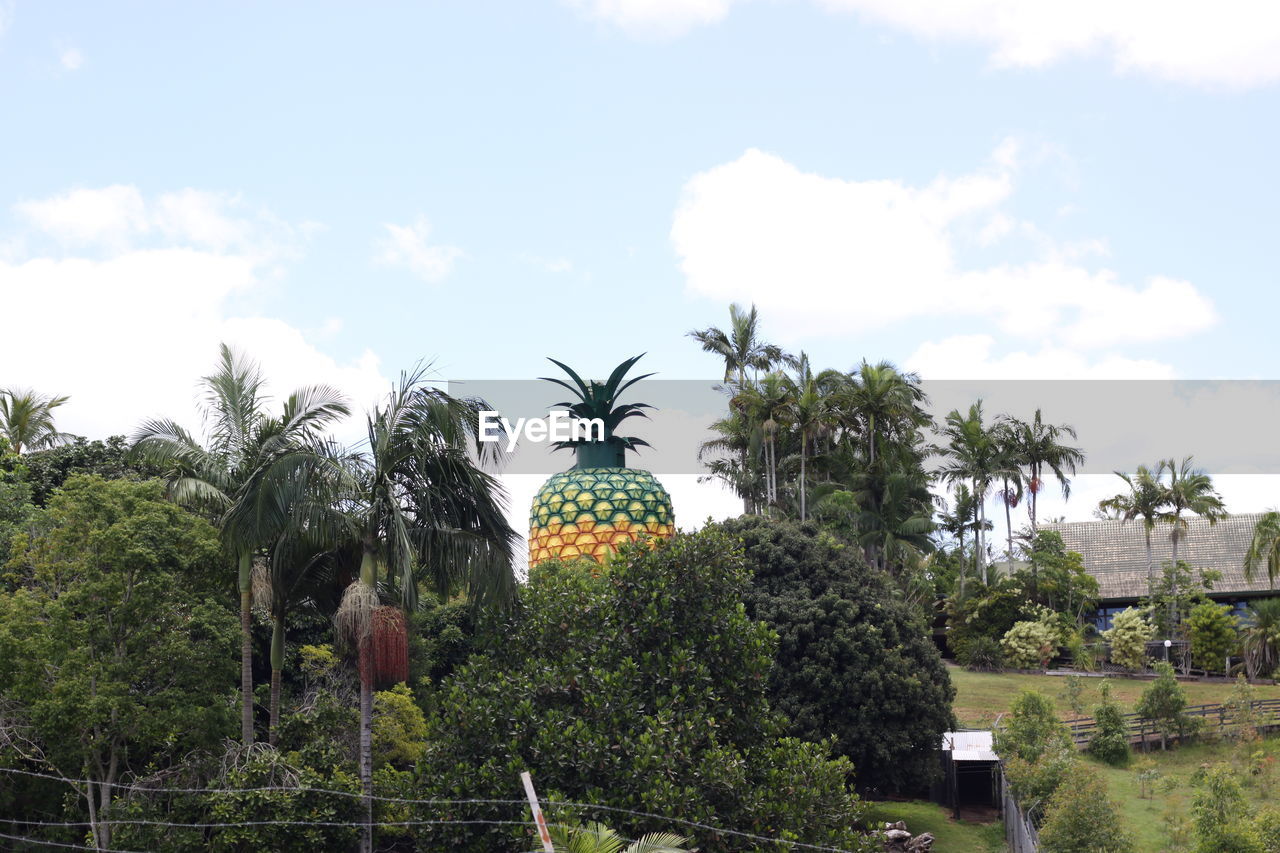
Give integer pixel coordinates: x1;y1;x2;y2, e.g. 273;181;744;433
238;552;254;745
1145;531;1154;598
1169;519;1180;634
358;548;376;853
268;611;285;746
1003;480;1014;560
799;442;807;521
1028;463;1039;532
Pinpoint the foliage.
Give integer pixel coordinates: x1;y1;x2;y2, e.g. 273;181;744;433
1138;662;1190;749
1088;681;1132;767
372;683;428;768
408;527;873;853
0;387;70;455
1061;674;1086;717
1189;601;1239;674
946;578;1034;661
1145;559;1221;642
1253;808;1280;853
1001;616;1059;669
993;690;1072;764
726;516;956;795
1105;607;1154;671
0;476;237;849
19;435;164;506
958;634;1005;671
1242;598;1280;680
549;821;693;853
1037;764;1134;853
1016;531;1100;626
1191;764;1263;853
1002;742;1078;806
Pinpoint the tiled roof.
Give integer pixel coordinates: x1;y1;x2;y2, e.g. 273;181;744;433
1044;513;1279;602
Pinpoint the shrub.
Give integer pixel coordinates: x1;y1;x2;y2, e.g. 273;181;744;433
1003;742;1078;806
958;634;1005;671
1001;618;1058;669
1188;601;1238;674
1192;764;1263;853
993;690;1073;764
726;516;956;795
408;528;874;853
1105;607;1154;671
1038;764;1134;853
1088;682;1131;767
1137;661;1189;750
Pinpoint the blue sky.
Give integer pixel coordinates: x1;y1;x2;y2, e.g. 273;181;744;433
2;1;1279;530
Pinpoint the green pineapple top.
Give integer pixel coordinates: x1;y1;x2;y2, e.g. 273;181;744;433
540;354;654;469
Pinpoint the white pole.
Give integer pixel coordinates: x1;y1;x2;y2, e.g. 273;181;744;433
521;771;556;853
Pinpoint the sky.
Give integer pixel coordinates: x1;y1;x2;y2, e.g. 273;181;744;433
2;1;1279;543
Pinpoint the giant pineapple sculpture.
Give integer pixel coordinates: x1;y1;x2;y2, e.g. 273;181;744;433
528;355;674;567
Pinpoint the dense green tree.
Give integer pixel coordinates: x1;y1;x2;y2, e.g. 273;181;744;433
1087;681;1132;767
408;528;872;853
0;476;237;850
1192;764;1263;853
1137;661;1189;750
724;516;955;795
993;690;1073;764
1037;765;1134;853
1105;607;1154;671
18;435;164;506
1188;601;1239;674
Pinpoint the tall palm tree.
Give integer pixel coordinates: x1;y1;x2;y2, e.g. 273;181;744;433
334;365;517;853
731;371;793;510
1099;465;1171;597
130;345;349;745
0;388;71;455
837;360;928;468
992;419;1024;562
782;354;831;522
938;402;1015;584
1005;409;1084;532
938;484;982;599
1161;456;1227;568
687;302;785;385
1245;510;1280;589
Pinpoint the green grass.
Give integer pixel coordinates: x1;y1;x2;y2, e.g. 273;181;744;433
865;800;1005;853
949;665;1280;728
1088;735;1280;852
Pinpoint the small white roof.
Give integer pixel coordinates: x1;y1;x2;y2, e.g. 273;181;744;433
941;730;996;762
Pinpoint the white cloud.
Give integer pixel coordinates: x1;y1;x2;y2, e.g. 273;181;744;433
671;145;1216;350
574;0;1280;88
1;185;389;444
59;47;84;71
903;335;1176;379
375;216;463;283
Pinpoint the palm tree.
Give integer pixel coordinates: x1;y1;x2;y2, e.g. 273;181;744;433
782;354;831;522
837;360;928;468
938;402;1015;584
130;345;349;745
1099;464;1170;597
549;822;692;853
1005;409;1084;532
687;302;785;385
1242;598;1280;680
0;388;71;454
1245;511;1280;588
992;419;1024;562
334;365;517;853
1161;456;1227;568
731;371;793;510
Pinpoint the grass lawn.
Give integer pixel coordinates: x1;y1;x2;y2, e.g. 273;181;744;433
1088;735;1280;852
949;665;1280;728
866;800;1005;853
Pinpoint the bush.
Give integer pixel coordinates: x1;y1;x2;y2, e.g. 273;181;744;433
1105;608;1154;671
1087;682;1131;767
958;634;1004;671
1003;742;1078;806
725;516;956;795
1189;601;1238;674
408;528;874;853
1002;618;1058;669
994;690;1073;764
1192;764;1263;853
1038;764;1134;853
1137;661;1189;750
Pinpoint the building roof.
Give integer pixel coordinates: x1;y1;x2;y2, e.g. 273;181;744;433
1045;513;1278;602
941;731;996;762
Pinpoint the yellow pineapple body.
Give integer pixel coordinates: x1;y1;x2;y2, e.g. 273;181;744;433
529;467;674;566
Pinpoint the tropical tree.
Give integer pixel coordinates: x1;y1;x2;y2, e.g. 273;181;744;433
1161;456;1227;568
549;823;692;853
1245;510;1280;588
0;388;71;454
836;360;928;468
1099;465;1171;597
130;344;349;745
781;354;831;521
687;302;786;385
1005;409;1085;532
939;402;1017;584
1242;598;1280;680
333;365;518;853
993;418;1024;561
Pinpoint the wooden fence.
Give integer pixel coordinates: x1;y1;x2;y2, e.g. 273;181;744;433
1062;699;1280;747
